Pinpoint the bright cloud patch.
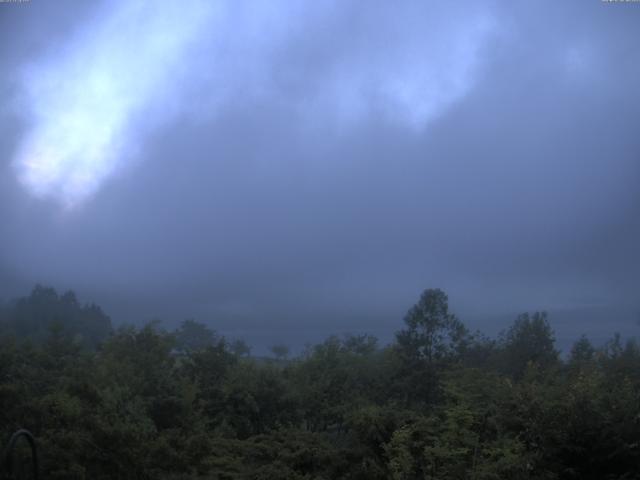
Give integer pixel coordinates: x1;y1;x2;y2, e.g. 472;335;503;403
14;1;217;207
312;8;496;129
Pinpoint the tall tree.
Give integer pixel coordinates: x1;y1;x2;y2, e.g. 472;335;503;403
394;289;468;404
396;289;468;364
174;319;217;353
500;312;558;379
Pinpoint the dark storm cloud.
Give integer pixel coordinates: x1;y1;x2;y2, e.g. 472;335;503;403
1;1;638;349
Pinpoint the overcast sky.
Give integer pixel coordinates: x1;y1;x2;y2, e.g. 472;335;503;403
1;1;639;348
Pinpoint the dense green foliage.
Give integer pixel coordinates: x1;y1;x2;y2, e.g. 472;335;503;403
1;287;639;479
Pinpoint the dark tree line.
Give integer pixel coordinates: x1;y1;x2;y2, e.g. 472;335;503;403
0;286;639;479
0;285;111;349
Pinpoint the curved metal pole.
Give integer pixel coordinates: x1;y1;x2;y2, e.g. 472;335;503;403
2;429;38;480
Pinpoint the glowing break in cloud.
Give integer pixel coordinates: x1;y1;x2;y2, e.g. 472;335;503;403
13;1;497;207
14;1;216;207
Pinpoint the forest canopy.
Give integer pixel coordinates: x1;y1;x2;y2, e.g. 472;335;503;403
0;286;639;479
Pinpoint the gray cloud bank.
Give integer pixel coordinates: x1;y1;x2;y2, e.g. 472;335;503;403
1;1;639;350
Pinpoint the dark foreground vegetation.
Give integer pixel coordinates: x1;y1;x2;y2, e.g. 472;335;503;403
1;286;639;479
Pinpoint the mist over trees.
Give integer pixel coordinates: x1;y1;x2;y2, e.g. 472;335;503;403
1;286;639;479
0;285;112;349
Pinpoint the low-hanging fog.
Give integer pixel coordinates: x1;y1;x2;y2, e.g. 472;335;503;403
1;0;639;352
